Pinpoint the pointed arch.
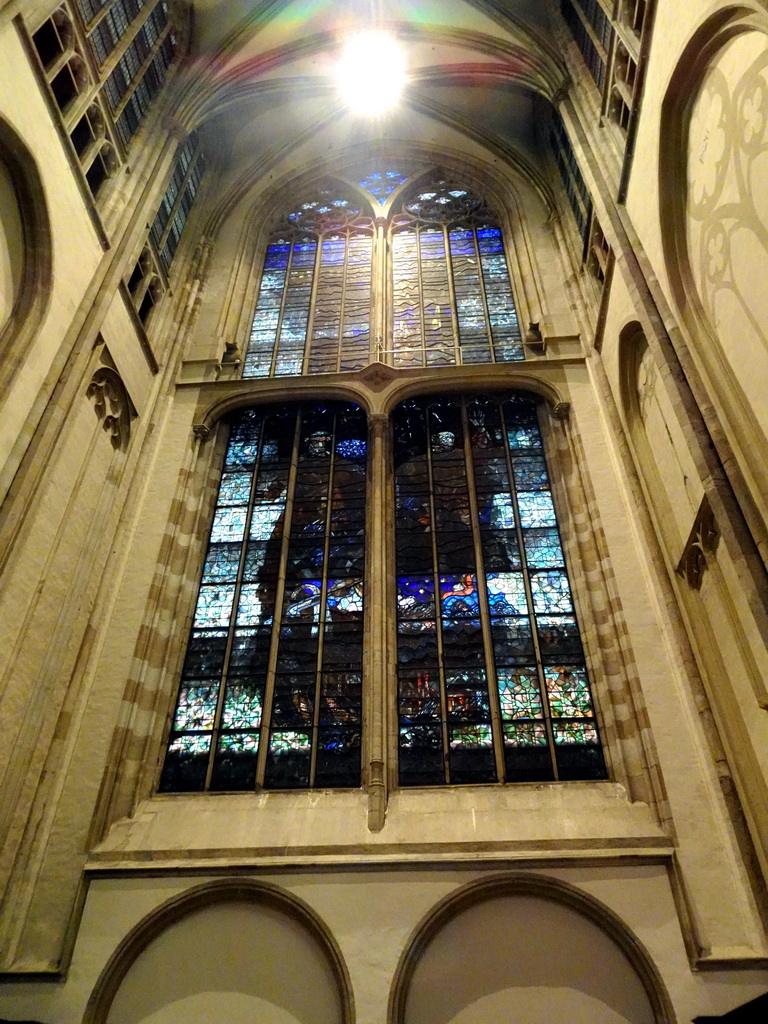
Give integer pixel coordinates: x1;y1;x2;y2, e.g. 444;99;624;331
83;878;355;1024
388;872;675;1024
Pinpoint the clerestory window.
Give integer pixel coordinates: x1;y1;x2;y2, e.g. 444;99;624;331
160;169;607;794
243;173;523;378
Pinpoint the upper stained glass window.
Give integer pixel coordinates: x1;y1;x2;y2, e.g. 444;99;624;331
390;180;523;368
358;169;409;203
243;172;524;378
243;187;374;379
393;392;606;786
160;401;366;793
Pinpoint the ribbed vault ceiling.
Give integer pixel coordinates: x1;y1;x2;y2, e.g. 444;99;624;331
178;0;563;206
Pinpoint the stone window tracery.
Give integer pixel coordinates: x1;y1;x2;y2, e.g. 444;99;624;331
242;173;523;378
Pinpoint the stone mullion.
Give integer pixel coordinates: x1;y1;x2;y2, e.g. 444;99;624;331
372;217;387;362
364;413;391;831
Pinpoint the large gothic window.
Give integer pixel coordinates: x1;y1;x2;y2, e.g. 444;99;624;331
242;173;523;378
160;402;367;793
394;393;605;786
161;393;606;792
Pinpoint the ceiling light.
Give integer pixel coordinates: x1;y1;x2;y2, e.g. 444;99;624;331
335;31;406;115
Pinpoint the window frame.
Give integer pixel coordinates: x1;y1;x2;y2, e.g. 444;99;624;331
158;389;609;796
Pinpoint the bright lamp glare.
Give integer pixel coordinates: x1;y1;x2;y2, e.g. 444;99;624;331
336;32;406;115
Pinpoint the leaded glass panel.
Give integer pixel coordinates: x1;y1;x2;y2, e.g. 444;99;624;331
160;402;366;792
243;188;374;378
393;393;606;786
390;180;523;367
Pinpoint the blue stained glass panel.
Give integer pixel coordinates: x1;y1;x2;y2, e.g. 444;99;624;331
210;507;247;543
517;492;557;528
193;585;236;628
512;457;549;491
218;472;253;505
523;528;564;568
440;575;479;616
398;577;436;618
201;543;241;583
359;169;409;203
249;504;284;540
486;573;527;615
507;426;540;450
530;571;574;614
327;578;364;616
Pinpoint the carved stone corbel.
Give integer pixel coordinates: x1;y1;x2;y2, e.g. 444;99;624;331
551;401;571;421
192;424;211;443
677;495;719;590
524;321;546;355
86;367;134;450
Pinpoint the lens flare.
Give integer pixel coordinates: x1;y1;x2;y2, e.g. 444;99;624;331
335;31;407;115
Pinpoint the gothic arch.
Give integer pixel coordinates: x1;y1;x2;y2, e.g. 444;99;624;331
388;872;675;1024
658;3;768;535
0;116;52;399
82;878;355;1024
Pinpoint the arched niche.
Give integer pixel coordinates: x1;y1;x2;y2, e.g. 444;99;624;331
0;118;51;389
0;152;23;333
389;873;674;1024
84;879;354;1024
659;8;768;506
618;321;703;548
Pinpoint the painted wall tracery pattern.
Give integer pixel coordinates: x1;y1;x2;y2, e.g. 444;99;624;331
687;32;768;439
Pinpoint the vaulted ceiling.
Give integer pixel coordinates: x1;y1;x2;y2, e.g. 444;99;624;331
174;1;566;213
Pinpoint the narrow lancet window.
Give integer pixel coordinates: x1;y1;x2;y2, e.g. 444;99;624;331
394;393;606;786
161;402;366;792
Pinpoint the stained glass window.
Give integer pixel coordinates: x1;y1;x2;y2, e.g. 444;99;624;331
243;173;524;377
394;392;606;786
160;402;366;792
243;188;374;378
358;169;409;204
390;180;523;367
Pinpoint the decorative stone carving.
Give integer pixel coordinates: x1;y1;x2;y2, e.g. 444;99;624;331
192;424;211;442
222;339;241;364
551;401;571;421
86;367;133;450
677;495;719;590
358;360;396;390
